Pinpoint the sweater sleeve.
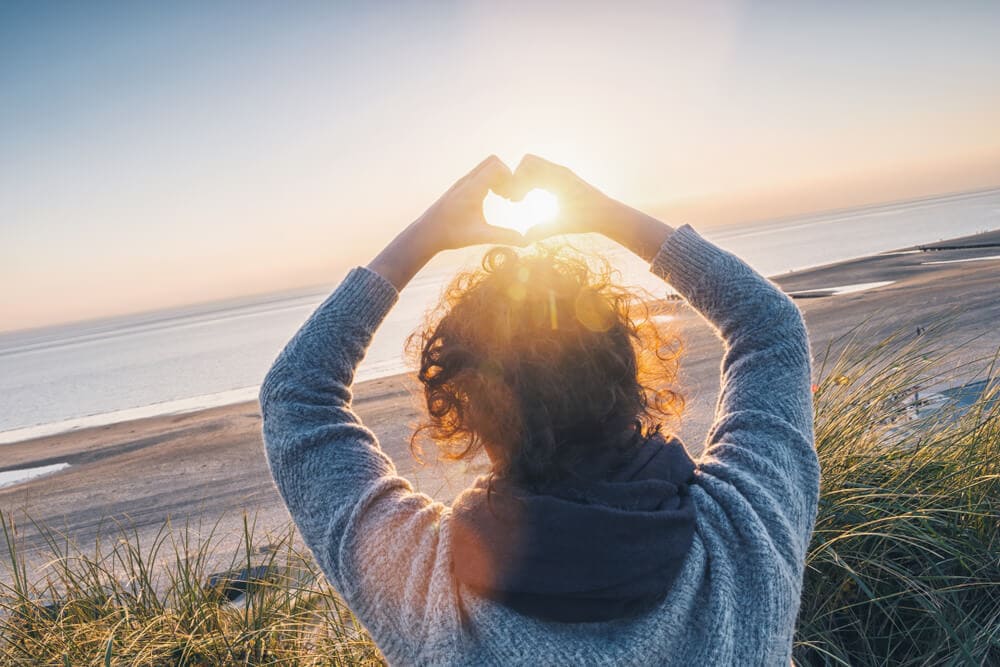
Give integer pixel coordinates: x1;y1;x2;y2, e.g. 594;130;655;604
650;225;820;565
259;267;457;659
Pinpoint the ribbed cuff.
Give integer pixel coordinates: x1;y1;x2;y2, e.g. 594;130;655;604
320;266;400;332
649;224;725;301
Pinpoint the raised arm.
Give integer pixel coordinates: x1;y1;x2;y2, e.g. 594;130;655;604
648;225;819;562
259;156;523;658
516;154;819;565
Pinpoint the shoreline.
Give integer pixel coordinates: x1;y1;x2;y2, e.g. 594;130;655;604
4;224;999;449
1;228;999;566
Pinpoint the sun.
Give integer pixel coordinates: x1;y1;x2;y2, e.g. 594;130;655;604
483;188;559;235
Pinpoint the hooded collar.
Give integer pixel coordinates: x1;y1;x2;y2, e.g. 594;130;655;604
450;432;697;623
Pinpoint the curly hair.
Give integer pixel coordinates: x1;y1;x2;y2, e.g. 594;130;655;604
406;243;683;487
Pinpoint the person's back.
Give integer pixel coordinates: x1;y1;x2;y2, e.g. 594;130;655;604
260;155;819;665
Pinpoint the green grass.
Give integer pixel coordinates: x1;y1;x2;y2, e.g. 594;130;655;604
795;326;1000;665
2;331;998;666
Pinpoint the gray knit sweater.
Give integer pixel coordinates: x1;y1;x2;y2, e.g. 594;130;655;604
260;225;819;666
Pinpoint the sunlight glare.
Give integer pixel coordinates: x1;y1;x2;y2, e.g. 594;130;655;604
483;189;559;235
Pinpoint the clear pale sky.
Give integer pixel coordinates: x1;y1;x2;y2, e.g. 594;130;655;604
2;1;999;332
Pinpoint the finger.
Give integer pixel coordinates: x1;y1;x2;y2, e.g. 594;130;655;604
450;155;505;193
469;154;503;178
517;153;565;172
472;156;514;198
511;154;570;199
474;224;527;247
466;154;509;182
522;221;565;244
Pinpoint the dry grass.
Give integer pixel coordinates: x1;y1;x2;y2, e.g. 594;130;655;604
0;515;382;665
2;329;997;665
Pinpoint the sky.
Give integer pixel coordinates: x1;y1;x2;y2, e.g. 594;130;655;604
2;1;999;332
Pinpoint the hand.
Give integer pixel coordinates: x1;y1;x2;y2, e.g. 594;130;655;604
414;155;526;253
512;154;675;261
511;154;620;241
368;156;525;291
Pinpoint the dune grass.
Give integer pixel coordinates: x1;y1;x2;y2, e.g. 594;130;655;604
2;330;998;665
0;515;382;665
794;325;1000;665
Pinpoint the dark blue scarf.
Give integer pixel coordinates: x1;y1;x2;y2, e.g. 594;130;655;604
450;433;697;623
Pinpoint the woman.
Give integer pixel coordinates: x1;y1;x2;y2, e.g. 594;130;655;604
260;155;819;665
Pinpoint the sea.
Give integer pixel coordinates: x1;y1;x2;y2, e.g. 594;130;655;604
2;187;999;445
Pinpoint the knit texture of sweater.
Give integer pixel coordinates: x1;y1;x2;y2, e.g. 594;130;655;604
260;225;820;666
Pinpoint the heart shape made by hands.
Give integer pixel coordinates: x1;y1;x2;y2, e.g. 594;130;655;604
483;188;559;236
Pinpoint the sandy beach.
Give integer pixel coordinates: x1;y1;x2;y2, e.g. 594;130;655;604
2;229;999;566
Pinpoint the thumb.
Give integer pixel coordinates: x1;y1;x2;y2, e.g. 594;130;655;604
522;221;564;244
477;224;528;247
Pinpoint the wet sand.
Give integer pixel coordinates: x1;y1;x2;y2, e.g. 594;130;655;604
2;229;999;565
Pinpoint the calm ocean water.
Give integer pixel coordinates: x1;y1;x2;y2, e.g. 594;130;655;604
2;188;999;444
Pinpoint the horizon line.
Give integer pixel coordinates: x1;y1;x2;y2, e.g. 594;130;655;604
3;183;998;338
